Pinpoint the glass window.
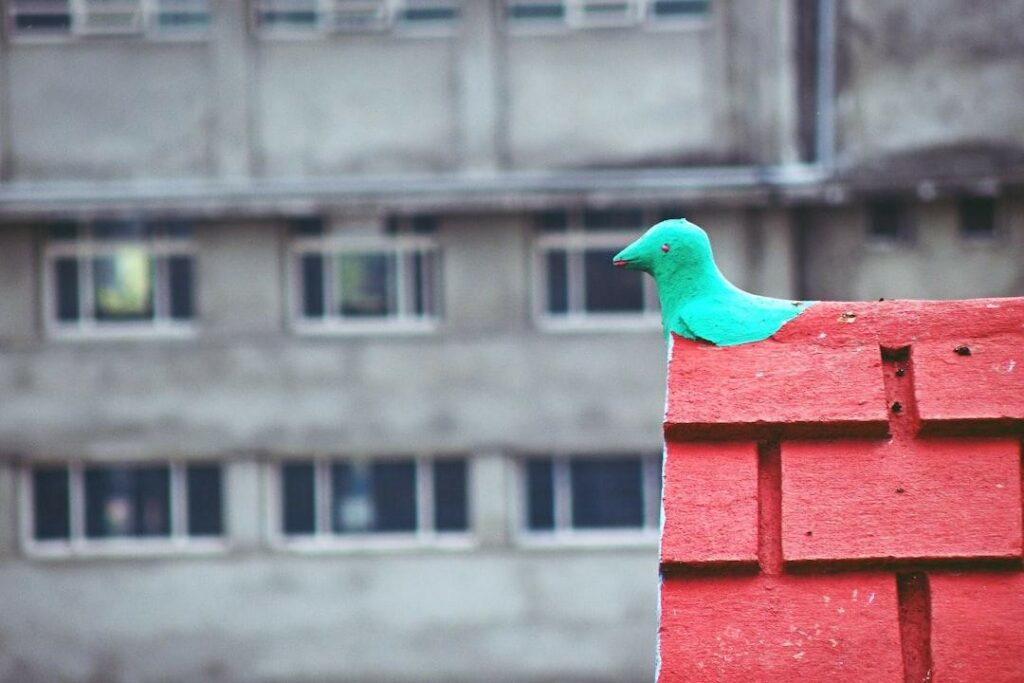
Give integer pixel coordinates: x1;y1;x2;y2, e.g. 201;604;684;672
32;467;70;541
867;199;913;244
6;0;211;38
84;465;170;539
280;457;470;541
292;216;440;330
522;454;660;536
505;0;709;28
958;196;997;239
570;458;644;528
26;462;225;552
44;220;196;334
534;209;660;324
525;459;555;531
186;464;223;537
255;0;459;35
282;462;316;535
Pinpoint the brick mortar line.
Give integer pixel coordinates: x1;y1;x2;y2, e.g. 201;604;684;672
757;440;782;575
897;572;933;683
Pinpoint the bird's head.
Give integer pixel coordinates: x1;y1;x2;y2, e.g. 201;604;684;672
612;218;714;279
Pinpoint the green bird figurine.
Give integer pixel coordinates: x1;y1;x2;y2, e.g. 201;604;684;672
613;218;814;346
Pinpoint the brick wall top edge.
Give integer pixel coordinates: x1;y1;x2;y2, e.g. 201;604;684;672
665;297;1024;433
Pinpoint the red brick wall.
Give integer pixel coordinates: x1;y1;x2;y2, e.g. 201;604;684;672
658;299;1024;682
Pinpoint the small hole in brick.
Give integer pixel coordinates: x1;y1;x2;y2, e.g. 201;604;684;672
839;311;857;323
896;487;905;494
895;367;905;377
891;401;903;413
805;531;813;537
954;344;971;356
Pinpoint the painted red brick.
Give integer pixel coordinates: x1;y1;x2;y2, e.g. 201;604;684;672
661;441;758;567
930;573;1024;682
772;299;1024;349
781;438;1022;564
665;337;889;440
914;334;1024;434
658;573;902;682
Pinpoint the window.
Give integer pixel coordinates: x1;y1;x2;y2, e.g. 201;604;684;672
534;209;662;327
291;216;440;332
25;462;224;554
522;453;661;539
254;0;459;36
277;457;470;545
6;0;211;38
958;196;997;239
44;220;196;336
505;0;709;29
867;198;913;244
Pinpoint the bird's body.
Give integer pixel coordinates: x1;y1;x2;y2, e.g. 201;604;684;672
613;219;813;346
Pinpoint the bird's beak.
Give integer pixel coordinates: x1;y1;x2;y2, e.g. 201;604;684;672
612;243;640;270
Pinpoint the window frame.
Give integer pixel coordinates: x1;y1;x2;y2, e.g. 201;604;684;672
42;221;198;340
532;208;662;331
269;456;474;552
252;0;460;39
19;461;227;558
504;0;711;34
288;216;442;335
5;0;213;42
515;452;661;547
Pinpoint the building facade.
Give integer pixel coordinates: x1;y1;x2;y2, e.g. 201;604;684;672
0;1;1022;682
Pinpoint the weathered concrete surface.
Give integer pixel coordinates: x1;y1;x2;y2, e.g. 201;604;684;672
0;551;657;683
838;0;1024;170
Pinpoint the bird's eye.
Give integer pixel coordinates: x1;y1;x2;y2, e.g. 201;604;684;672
661;244;670;253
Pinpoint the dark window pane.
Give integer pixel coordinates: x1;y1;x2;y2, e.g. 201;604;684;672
570;457;644;529
261;10;318;26
538;211;567;232
336;252;395;317
508;3;564;20
411;215;437;234
409;251;438;316
583;209;644;231
653;0;710;17
525;458;554;531
54;258;80;322
959;197;996;237
157;10;211;30
93;252;155;321
584;249;644;312
48;222;78;240
433;459;468;532
85;466;170;538
12;0;71;33
294;217;323;236
400;6;457;22
331;461;417;534
32;467;70;541
546;251;568;314
162;220;193;238
372;461;417;532
868;199;911;242
300;254;325;318
282;462;316;535
168;256;194;320
186;464;222;537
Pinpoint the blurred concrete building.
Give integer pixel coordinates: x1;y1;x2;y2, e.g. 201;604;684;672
0;1;1022;682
